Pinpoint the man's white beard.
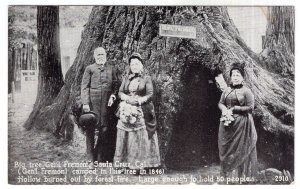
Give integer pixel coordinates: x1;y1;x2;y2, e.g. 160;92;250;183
96;60;105;65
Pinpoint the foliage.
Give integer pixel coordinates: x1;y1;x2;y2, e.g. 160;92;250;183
8;6;93;51
8;6;37;50
59;6;92;28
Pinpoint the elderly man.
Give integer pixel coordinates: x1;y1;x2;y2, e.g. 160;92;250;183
81;47;119;164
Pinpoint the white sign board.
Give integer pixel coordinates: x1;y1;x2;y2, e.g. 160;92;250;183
21;70;38;101
159;24;196;39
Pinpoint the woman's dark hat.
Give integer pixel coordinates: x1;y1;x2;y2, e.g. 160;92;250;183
79;111;98;128
230;62;245;77
129;52;143;64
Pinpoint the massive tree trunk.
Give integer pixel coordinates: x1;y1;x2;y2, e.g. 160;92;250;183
259;7;294;79
23;6;64;130
26;6;294;172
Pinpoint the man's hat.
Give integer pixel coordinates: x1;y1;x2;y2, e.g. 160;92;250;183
79;111;98;128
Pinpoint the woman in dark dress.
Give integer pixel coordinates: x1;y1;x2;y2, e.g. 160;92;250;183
113;53;160;170
218;63;258;179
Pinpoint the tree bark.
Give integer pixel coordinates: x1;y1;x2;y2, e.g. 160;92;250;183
14;49;21;92
259;7;294;79
25;6;294;171
8;49;14;93
23;6;64;130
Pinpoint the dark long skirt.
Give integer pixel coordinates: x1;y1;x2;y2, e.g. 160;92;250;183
218;113;258;178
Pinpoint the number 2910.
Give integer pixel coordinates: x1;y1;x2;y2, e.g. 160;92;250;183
275;176;289;182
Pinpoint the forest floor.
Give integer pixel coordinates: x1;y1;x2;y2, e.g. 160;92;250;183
8;93;287;185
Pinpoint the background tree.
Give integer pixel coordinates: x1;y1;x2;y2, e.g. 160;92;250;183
23;6;64;130
8;6;37;93
23;6;294;172
259;6;294;79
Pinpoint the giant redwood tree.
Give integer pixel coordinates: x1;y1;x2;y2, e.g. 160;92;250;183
259;6;294;79
24;6;294;172
24;6;64;130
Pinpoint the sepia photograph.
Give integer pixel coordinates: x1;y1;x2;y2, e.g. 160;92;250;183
7;2;295;186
